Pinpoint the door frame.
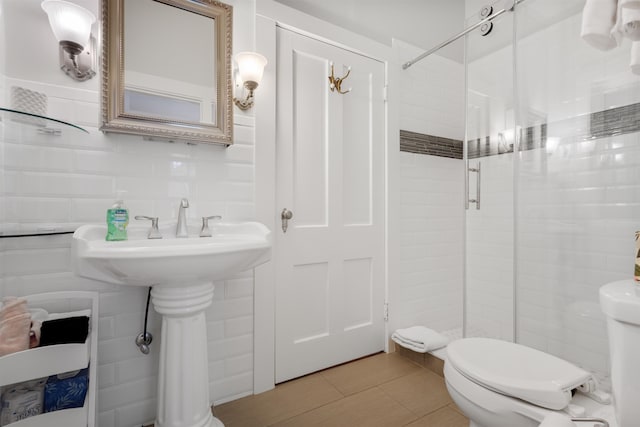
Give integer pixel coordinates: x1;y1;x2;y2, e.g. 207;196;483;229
253;0;399;394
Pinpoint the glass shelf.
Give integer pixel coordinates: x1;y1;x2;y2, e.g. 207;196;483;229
0;107;89;134
0;108;90;237
0;223;81;238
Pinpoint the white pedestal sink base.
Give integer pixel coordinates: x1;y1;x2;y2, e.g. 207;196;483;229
72;222;272;427
152;282;225;427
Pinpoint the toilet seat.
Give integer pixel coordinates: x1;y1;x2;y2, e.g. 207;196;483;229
447;338;594;410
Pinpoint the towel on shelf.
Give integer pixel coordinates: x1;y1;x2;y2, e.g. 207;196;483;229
0;297;31;356
391;326;449;353
0;313;32;356
631;41;640;74
581;0;620;50
621;0;640;9
39;316;90;346
620;6;640;40
1;297;28;321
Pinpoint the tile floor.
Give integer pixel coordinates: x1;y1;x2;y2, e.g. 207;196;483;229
214;352;469;427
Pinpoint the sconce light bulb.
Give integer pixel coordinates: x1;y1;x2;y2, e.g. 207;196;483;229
233;52;267;111
42;0;97;81
235;52;267;86
41;0;96;48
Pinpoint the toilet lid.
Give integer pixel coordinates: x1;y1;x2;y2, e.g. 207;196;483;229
446;338;593;410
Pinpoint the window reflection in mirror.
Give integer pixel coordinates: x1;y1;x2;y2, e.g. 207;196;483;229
123;0;217;125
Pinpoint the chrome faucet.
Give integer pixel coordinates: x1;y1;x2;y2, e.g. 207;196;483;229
176;198;189;238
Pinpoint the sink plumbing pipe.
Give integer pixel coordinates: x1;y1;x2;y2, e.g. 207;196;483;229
135;286;153;354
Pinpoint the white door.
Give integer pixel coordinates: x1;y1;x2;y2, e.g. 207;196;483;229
275;28;386;383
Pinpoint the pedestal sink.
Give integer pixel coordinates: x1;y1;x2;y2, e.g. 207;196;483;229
72;222;272;427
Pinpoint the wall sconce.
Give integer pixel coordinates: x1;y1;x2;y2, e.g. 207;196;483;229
233;52;267;111
41;0;96;81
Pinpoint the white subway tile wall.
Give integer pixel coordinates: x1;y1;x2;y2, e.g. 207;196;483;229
397;39;465;141
395;39;465;334
0;77;256;426
397;152;464;332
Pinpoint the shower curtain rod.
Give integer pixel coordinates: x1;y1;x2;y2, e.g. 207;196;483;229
402;0;524;70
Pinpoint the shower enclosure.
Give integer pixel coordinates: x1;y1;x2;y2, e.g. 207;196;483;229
407;0;640;383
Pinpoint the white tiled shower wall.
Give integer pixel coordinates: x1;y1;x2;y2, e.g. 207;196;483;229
0;1;258;426
393;39;465;334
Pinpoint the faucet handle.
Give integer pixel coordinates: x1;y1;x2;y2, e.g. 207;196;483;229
135;216;162;239
200;215;222;238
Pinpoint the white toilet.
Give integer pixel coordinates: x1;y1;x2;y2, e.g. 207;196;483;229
444;279;640;427
444;338;605;427
599;280;640;427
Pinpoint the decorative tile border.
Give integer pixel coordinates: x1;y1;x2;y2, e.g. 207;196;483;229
399;130;463;159
401;102;640;160
590;102;640;139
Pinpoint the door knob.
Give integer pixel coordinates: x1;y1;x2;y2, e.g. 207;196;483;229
281;208;293;233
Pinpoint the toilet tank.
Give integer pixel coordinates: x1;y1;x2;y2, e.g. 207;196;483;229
600;280;640;427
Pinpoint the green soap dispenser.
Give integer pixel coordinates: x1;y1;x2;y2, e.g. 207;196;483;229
106;197;129;241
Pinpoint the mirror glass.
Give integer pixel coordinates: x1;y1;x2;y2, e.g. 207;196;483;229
123;0;217;125
102;0;233;145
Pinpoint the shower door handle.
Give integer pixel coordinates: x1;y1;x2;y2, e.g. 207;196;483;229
467;161;481;210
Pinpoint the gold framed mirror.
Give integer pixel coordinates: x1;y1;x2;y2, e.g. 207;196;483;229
101;0;233;145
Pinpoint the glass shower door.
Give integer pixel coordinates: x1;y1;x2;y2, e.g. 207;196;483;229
464;0;515;341
514;0;637;381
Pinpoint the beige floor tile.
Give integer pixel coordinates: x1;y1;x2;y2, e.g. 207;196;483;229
447;402;466;416
404;406;469;427
395;347;445;377
320;352;421;396
271;386;418;427
379;369;453;417
215;373;343;427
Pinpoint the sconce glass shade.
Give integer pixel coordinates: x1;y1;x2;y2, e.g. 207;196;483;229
235;52;267;85
41;0;95;48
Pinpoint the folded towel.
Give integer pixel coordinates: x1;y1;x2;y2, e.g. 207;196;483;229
621;7;640;40
39;316;90;346
631;41;640;74
0;312;32;356
581;0;620;50
391;326;449;353
1;298;28;321
621;0;640;9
